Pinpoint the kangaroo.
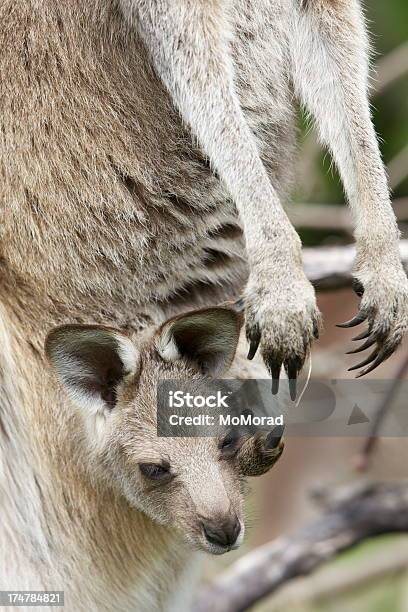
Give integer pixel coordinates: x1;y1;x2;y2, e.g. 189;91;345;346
0;0;407;610
1;305;284;611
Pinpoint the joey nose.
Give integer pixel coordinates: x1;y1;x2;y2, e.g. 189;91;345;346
202;516;241;548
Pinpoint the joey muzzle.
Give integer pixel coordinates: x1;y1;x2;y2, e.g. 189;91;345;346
201;515;241;550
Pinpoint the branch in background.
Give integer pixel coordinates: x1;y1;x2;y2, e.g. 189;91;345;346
289;202;352;231
354;353;408;472
193;482;408;612
303;240;408;291
289;198;408;231
374;41;408;94
387;145;408;191
262;539;408;611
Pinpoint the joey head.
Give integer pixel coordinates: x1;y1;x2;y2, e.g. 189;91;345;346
46;307;284;555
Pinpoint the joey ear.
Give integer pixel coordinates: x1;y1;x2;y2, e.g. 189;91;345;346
45;325;138;412
155;307;243;376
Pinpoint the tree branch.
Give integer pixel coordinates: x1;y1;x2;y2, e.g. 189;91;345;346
193;482;408;612
303;240;408;291
374;41;408;94
289;198;408;231
387;146;408;191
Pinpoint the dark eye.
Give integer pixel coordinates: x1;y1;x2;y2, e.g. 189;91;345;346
139;462;172;481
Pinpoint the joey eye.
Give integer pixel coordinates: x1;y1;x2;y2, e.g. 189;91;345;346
139;462;172;481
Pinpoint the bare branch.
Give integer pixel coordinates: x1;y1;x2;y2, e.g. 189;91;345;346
265;540;408;610
393;198;408;220
374;41;408;94
303;240;408;290
289;203;352;231
289;198;408;231
388;145;408;191
193;482;408;612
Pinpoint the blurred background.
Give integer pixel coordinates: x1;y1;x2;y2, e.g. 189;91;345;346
203;1;408;610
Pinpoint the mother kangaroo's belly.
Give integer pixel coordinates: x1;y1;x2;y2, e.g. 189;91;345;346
0;0;294;334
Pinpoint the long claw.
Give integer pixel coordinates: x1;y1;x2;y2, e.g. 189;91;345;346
348;349;378;372
267;358;281;395
337;311;367;328
287;363;298;401
355;349;393;377
352;278;365;297
271;365;281;395
247;324;261;360
346;335;377;355
356;344;396;378
264;353;282;395
352;329;371;341
247;338;259;360
265;425;285;449
289;378;297;401
233;297;245;313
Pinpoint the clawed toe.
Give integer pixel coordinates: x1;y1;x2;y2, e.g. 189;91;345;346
352;329;371;341
313;318;320;339
347;331;399;376
337;269;408;375
246;323;261;360
285;356;303;401
346;323;397;376
355;345;395;377
346;335;377;354
348;348;379;372
352;278;365;297
263;354;282;395
264;425;285;450
340;291;403;376
336;309;367;329
263;354;304;400
244;286;320;399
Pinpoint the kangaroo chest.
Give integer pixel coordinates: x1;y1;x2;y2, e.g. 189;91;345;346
0;0;296;333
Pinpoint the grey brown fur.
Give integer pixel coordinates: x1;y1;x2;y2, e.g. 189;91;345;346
0;0;407;610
